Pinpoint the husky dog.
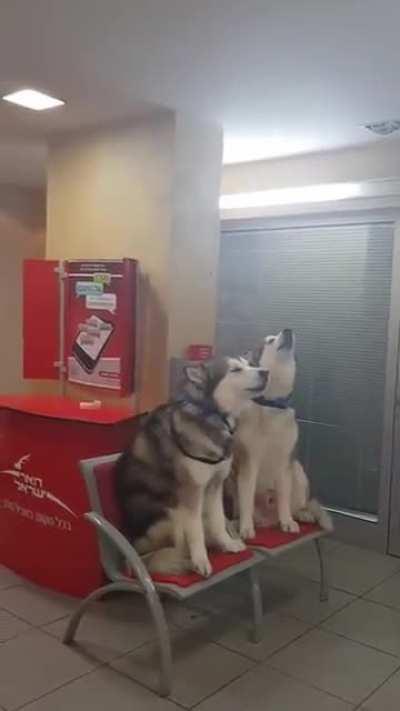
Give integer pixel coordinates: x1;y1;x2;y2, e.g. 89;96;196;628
115;357;268;577
233;329;332;539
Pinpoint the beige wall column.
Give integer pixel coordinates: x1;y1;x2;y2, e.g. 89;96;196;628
168;114;223;359
46;110;222;409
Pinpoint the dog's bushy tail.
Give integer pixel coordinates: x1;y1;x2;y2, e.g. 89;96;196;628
303;498;334;532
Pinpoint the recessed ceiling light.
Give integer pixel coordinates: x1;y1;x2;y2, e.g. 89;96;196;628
2;89;64;111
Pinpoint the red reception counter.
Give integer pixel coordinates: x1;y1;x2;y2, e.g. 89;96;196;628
0;395;136;597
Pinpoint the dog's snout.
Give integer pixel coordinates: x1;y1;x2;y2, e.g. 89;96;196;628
278;328;293;350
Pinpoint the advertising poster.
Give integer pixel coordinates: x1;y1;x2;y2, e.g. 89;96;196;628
65;259;137;394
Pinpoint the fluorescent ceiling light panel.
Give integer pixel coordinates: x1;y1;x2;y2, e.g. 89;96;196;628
220;182;362;210
2;89;64;111
223;136;316;164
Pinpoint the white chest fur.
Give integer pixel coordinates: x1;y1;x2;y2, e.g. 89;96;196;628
236;404;298;491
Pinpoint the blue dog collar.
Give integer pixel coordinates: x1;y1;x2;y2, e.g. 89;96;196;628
252;394;292;410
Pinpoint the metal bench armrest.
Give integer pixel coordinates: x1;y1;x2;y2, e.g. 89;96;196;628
84;511;155;593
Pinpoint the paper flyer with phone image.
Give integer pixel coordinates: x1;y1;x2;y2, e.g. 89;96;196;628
73;316;115;373
65;260;137;393
68;312;121;390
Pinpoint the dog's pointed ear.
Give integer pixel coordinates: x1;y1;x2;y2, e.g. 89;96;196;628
183;363;206;387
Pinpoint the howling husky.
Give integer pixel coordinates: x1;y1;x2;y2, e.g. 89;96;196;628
233;329;332;539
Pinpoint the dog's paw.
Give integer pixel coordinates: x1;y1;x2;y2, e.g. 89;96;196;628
240;523;256;541
280;518;300;534
191;552;212;578
223;536;246;553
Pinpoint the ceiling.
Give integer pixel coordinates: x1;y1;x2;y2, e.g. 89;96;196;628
1;0;400;187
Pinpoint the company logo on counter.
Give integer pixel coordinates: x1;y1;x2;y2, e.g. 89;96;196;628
0;454;77;517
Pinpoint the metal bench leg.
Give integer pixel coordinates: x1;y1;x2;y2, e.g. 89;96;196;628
63;580;172;697
248;565;263;643
63;582;118;645
142;578;173;697
315;538;329;602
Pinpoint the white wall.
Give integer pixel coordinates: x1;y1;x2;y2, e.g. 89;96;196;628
0;186;46;393
222;139;400;194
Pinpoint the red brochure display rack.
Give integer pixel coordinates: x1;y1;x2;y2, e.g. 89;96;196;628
23;258;139;396
0;396;136;597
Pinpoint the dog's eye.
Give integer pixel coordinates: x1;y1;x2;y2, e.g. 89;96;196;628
230;367;242;373
266;337;275;345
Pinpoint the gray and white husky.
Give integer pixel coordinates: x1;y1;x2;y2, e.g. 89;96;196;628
115;357;268;577
233;329;332;539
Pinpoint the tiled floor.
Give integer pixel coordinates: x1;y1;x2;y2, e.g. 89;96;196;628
1;539;400;710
